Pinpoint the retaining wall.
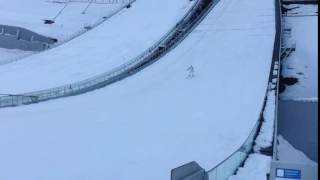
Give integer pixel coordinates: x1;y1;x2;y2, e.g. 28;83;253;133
0;24;54;51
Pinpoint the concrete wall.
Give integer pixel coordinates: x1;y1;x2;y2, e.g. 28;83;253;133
277;100;318;162
0;24;55;51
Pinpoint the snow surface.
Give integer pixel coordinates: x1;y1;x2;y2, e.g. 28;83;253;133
293;97;318;102
254;90;276;153
280;5;318;100
0;0;195;94
0;48;30;61
0;0;124;39
277;135;317;165
228;154;271;180
0;0;276;179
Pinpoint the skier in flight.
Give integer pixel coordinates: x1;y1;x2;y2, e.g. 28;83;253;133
187;65;194;79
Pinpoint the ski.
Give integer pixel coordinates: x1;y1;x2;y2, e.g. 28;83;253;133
186;75;195;79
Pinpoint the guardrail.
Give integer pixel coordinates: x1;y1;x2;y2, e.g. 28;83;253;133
0;0;219;108
0;0;135;66
272;0;283;160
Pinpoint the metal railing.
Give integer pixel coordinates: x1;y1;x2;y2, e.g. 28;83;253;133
272;0;283;160
0;0;135;66
0;0;220;108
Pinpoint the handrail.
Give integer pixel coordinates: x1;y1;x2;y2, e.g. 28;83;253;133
272;0;283;160
0;0;216;108
0;0;135;66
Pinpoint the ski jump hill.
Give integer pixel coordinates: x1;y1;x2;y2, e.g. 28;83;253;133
0;0;279;179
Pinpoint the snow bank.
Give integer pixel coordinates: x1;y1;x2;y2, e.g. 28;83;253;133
254;90;276;153
269;82;276;90
273;70;278;76
277;135;317;165
293;97;318;102
272;78;277;84
228;154;271;180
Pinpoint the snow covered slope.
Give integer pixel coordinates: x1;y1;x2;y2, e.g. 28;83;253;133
0;48;30;61
0;0;275;179
0;0;124;39
0;0;194;94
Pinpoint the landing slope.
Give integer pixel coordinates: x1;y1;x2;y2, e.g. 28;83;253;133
0;0;275;179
